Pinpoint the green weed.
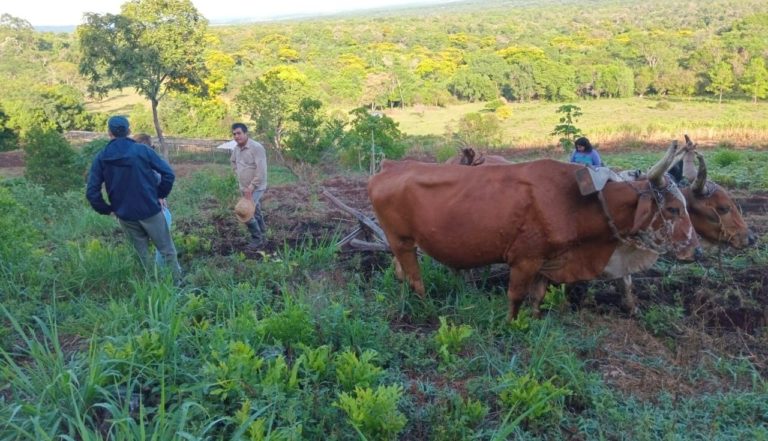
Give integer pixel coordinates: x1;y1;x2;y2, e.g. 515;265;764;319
335;384;407;441
335;348;384;391
435;315;473;364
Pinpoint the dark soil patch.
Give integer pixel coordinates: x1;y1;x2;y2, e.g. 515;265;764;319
0;150;25;167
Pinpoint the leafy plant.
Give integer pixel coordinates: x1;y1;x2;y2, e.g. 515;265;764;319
498;372;571;423
550;104;583;152
257;300;316;347
541;283;567;312
711;148;743;167
335;348;383;390
339;107;405;173
335;385;407;440
640;304;684;338
24;127;83;193
434;316;473;364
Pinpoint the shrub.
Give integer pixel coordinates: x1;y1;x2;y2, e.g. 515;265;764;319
24;127;82;193
711;148;742;167
335;385;407;440
449;112;504;148
0;186;39;264
77;137;109;176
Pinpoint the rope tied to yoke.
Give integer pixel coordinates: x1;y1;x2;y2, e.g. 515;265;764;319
596;178;677;254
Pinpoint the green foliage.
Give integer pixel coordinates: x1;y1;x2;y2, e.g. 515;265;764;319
498;372;572;423
434;316;473;364
77;0;209;155
447;67;498;102
257;300;317;347
76;137;109;176
340;107;405;172
448;111;504;148
706;61;735;103
335;385;407;441
711;148;743;167
640;304;684;338
740;56;768;103
235;65;309;149
0;105;19;151
550;104;583;152
432;394;489;440
0;186;39;264
23;127;83;193
335;348;383;390
284;97;328;163
541;284;567;312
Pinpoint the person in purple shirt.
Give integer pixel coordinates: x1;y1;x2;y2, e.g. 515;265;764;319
570;137;603;167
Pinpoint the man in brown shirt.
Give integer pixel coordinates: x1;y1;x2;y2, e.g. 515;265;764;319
230;123;268;247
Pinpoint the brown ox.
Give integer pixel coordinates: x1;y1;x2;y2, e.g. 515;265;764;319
606;153;756;311
368;144;701;319
451;144;754;312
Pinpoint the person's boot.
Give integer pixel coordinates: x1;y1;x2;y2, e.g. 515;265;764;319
255;212;266;234
245;219;264;248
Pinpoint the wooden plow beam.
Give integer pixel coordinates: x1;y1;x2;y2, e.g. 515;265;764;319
321;188;390;252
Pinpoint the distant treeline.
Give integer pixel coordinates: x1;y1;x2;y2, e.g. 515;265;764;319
1;0;767;142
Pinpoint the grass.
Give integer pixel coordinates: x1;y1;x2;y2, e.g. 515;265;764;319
386;97;768;148
85;90;146;114
1;148;767;439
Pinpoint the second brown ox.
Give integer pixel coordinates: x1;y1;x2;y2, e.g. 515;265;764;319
368;144;701;320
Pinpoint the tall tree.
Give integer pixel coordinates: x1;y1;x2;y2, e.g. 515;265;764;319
76;0;208;158
706;62;734;104
235;65;308;150
739;57;768;104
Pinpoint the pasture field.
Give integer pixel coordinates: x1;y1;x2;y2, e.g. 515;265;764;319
387;98;768;149
1;145;767;439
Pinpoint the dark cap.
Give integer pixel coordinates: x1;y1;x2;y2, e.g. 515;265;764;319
108;115;130;137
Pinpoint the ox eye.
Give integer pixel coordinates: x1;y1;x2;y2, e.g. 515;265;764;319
716;206;730;215
666;207;680;216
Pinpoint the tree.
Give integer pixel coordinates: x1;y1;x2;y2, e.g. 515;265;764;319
449;112;504;148
447;68;498;102
340;107;405;173
705;62;734;104
550;104;583;152
739;57;768;103
285;98;327;163
77;0;209;158
0;106;19;152
235;65;309;150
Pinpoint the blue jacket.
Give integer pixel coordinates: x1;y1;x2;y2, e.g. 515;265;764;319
86;137;175;221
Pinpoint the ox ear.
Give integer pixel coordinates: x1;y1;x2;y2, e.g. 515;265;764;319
630;194;653;234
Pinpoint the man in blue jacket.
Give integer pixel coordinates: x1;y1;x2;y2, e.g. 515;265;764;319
86;116;182;280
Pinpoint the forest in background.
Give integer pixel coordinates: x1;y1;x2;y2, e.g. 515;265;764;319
1;0;768;156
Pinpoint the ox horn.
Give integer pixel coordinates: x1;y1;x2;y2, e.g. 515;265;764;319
691;152;707;195
684;134;693;147
647;140;678;186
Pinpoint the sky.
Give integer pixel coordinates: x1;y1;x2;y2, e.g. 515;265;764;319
1;0;458;27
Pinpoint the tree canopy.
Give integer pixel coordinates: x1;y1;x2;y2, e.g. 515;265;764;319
76;0;209;156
